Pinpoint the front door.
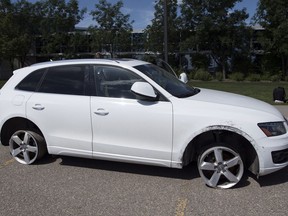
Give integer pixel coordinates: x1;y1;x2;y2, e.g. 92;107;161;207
91;65;173;166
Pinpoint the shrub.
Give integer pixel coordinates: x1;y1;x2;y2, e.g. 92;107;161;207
193;69;212;81
229;72;245;81
246;74;261;82
261;73;271;81
215;72;223;81
270;74;281;82
188;70;195;80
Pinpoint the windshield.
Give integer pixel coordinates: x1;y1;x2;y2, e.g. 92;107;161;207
134;64;198;98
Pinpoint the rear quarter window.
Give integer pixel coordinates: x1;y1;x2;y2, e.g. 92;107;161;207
15;69;45;92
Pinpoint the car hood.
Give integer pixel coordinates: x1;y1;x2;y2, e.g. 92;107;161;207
188;88;282;118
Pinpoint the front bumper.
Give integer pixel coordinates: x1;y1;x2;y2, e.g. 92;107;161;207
271;148;288;164
257;135;288;176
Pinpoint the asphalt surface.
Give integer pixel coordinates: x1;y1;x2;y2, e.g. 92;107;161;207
1;146;288;215
0;106;288;216
275;105;288;117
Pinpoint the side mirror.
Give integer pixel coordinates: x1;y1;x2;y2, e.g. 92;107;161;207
179;72;188;83
131;82;157;100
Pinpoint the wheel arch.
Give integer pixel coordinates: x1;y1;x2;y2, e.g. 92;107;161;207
0;117;44;146
181;125;259;175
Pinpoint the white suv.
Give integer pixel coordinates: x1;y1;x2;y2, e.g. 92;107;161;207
0;59;287;189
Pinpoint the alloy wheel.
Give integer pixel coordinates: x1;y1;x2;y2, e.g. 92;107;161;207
198;146;244;189
9;130;40;165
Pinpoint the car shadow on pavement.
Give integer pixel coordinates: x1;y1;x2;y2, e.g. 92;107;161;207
33;154;58;165
57;155;200;180
35;155;287;188
249;166;288;187
58;156;257;188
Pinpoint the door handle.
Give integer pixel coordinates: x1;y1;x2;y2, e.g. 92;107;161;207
32;104;45;111
94;108;109;116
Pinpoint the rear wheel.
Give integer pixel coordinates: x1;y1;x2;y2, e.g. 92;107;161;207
9;130;47;165
197;144;244;189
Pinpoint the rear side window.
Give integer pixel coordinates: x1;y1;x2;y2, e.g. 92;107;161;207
38;65;88;96
15;69;45;92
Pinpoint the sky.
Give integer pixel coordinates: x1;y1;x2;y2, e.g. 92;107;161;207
77;0;259;31
15;0;259;31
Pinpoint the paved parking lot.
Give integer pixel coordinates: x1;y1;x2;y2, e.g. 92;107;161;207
275;105;288;117
0;143;287;216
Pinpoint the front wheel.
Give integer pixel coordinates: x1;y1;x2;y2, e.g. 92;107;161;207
9;130;47;165
197;144;244;189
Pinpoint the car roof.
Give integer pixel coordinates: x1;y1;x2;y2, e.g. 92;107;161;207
12;58;152;77
30;58;148;69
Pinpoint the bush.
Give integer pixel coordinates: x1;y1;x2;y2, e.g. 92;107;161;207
246;74;261;82
188;70;195;80
229;72;245;81
193;69;212;81
261;73;271;81
215;72;223;81
270;74;281;82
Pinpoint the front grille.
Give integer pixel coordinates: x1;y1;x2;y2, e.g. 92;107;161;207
272;148;288;164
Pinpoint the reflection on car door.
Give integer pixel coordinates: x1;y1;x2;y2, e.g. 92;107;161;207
91;65;173;167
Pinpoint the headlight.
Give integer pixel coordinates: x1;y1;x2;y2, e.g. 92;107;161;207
258;122;286;137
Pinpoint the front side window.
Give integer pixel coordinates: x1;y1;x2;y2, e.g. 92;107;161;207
135;64;197;98
93;65;144;99
38;65;88;95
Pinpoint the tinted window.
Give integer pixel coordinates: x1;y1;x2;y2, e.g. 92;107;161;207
16;69;45;92
135;64;197;98
93;66;143;99
38;65;88;95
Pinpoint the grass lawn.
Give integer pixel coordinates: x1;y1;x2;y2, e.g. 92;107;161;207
189;81;288;105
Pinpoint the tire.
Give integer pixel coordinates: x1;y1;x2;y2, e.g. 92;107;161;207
9;130;47;165
197;143;244;189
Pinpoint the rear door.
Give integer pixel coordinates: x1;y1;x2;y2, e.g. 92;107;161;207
26;64;92;158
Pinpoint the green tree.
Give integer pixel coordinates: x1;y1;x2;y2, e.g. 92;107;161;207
144;0;179;56
0;0;38;68
37;0;86;57
254;0;288;76
0;0;13;62
90;0;133;57
66;31;91;58
180;0;248;79
0;0;85;65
